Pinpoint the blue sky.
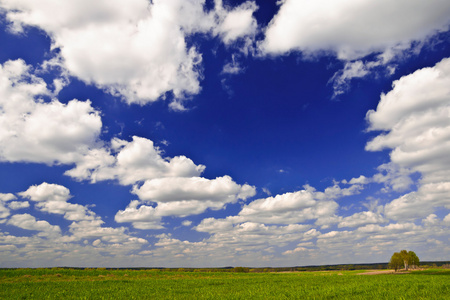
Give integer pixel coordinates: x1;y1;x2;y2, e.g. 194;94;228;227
0;0;449;268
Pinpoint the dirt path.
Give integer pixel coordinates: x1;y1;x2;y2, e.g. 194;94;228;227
357;270;396;275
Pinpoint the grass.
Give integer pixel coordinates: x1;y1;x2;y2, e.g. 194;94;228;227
1;268;449;299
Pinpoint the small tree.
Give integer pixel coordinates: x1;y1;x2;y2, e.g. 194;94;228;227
389;250;420;271
389;252;403;271
408;251;420;269
400;250;409;270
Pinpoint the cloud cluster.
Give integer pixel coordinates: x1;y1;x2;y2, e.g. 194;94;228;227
0;59;102;165
7;213;61;237
261;0;450;59
260;0;450;96
0;59;255;228
0;182;147;267
143;208;448;267
67;136;205;185
0;193;18;220
367;58;450;220
1;0;258;107
116;176;256;229
19;183;96;221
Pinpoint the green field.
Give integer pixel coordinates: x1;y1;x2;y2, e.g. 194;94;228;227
1;268;449;299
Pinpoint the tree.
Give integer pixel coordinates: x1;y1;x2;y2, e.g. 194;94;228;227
389;250;420;271
400;250;410;270
389;252;404;271
408;251;420;269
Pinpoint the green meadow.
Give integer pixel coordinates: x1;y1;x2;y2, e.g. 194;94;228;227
1;268;449;299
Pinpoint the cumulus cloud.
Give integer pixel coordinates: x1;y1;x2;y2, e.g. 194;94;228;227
338;211;386;228
133;175;255;203
1;182;147;263
0;58;255;227
0;193;17;202
165;209;449;266
19;182;71;202
372;163;414;193
0;193;18;219
1;0;258;107
19;182;96;221
261;0;450;59
444;213;450;224
260;0;450;96
0;77;205;188
67;136;205;185
366;57;450;220
66;219;144;244
116;176;256;229
0;59;103;167
384;182;450;220
15;182;140;246
181;220;192;227
192;182;364;229
188;182;366;262
0;204;10;220
347;175;370;185
7;201;30;210
7;213;61;237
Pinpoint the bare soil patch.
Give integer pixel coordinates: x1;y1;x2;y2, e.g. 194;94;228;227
357;270;395;275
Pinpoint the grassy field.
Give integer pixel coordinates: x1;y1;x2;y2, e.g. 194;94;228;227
1;268;449;299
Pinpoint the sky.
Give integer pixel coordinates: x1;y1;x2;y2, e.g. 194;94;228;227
0;0;449;268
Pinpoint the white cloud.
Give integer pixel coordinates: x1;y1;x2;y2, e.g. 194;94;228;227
261;0;450;60
0;193;16;219
137;217;450;266
366;58;450;220
384;182;450;220
191;182;366;255
240;189;316;216
0;58;255;228
224;183;364;226
372;163;413;193
214;0;258;46
444;213;450;224
366;58;450;134
260;0;450;97
195;219;313;255
19;182;71;202
133;175;255;203
2;183;148;260
221;55;244;75
181;220;192;227
329;60;371;97
338;211;386;228
0;205;10;220
262;187;271;196
348;175;370;185
0;223;148;268
8;201;30;210
19;182;96;221
66;136;205;185
114;203;165;230
1;0;258;107
116;176;256;229
7;213;61;236
422;214;439;226
0;193;17;201
0;59;103;166
66;219;141;244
